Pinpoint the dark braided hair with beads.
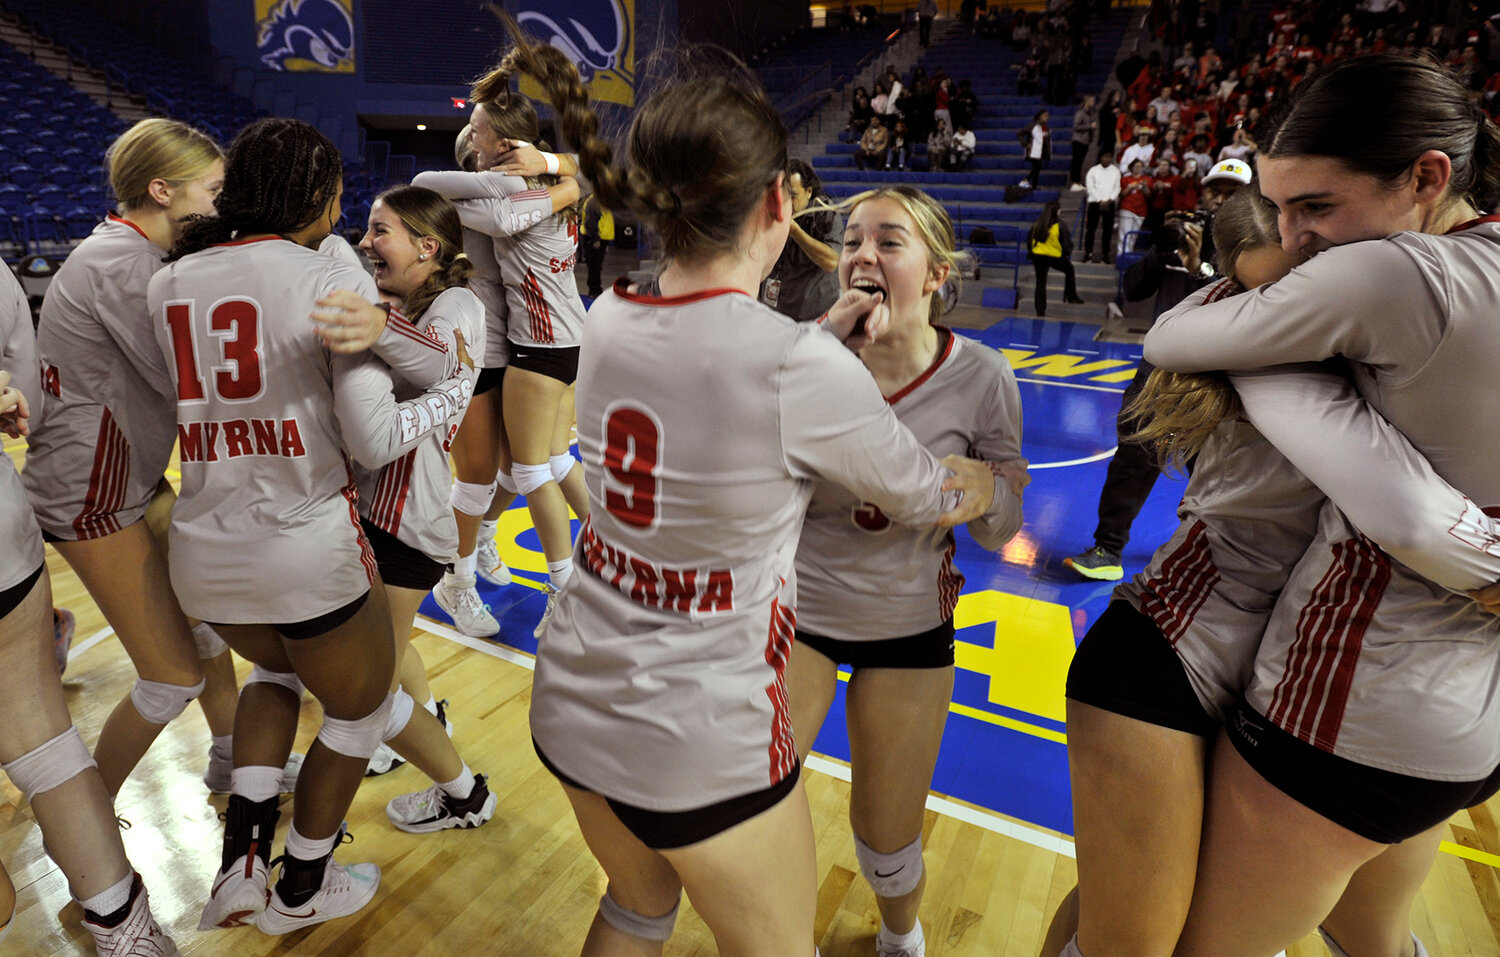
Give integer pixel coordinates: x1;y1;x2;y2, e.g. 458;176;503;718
170;117;343;260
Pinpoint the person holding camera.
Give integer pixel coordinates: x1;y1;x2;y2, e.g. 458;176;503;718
1064;158;1252;581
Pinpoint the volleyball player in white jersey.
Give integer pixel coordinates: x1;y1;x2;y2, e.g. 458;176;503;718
1048;189;1500;957
150;118;465;935
349;184;498;831
413;125;581;636
20;118;294;801
1137;55;1500;954
0;347;178;950
783;186;1025;957
514;31;997;955
416;48;589;638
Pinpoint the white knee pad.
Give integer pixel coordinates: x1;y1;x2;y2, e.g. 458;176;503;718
510;462;551;496
382;688;416;742
854;833;924;898
597;891;679;942
450;480;497;516
2;727;96;801
131;676;206;724
245;665;305;699
191;622;228;658
548;453;577;483
495;469;518;495
315;694;393;759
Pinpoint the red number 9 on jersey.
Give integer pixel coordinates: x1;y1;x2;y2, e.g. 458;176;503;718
851;501;892;532
602;405;662;529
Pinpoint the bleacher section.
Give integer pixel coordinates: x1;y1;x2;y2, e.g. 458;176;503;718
0;0;262;143
810;11;1130;310
0;37;124;260
756;23;899;131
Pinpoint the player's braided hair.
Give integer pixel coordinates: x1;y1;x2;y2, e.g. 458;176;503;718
470;25;559;193
170;118;343;260
494;8;788;260
373;185;474;322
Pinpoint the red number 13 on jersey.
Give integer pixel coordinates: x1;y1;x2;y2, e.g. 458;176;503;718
602;406;662;529
165;299;265;402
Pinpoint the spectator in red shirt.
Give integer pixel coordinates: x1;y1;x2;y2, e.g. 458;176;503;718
1117;158;1150;257
1146;157;1177;232
1171;158;1201;211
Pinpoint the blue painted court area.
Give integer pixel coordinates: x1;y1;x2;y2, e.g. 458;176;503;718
421;316;1190;839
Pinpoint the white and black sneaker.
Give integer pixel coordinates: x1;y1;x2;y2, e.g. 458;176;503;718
364;742;406;777
385;774;497;834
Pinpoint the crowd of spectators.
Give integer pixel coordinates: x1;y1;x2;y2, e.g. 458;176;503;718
848;62;981;171
1089;0;1500;199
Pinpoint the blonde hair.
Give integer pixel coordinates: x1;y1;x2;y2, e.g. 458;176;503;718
1125;189;1282;468
835;186;972;324
106;118;221;211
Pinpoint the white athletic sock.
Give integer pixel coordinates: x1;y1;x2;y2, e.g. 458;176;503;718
78;872;133;918
478;519;499;541
547;557;573;591
210;733;233;762
437;762;475;799
231;765;282;802
878;921;924;953
451;552;477;579
422;696;438;716
283;823;338;862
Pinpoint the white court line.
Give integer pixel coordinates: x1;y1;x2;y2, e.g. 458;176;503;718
1015;376;1128;394
415;616;1079;860
803;755;1075;858
1029;448;1117;470
68;626;116;662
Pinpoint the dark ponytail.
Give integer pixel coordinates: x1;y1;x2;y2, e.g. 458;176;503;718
1261;54;1498;212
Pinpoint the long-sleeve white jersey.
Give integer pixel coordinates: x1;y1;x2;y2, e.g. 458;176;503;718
412;169;584;349
1144;219;1500;777
148;237;468;625
460;226;509;369
2;268;43;590
529;283;966;812
23;216;177;540
795;328;1024;640
356;286;485;562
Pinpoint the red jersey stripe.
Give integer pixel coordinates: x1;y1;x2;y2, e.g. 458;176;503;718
341;456;378;584
763;589;798;784
523;269;555;344
73;409;129;540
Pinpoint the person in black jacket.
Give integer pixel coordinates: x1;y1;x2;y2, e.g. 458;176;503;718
1064;159;1250;580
